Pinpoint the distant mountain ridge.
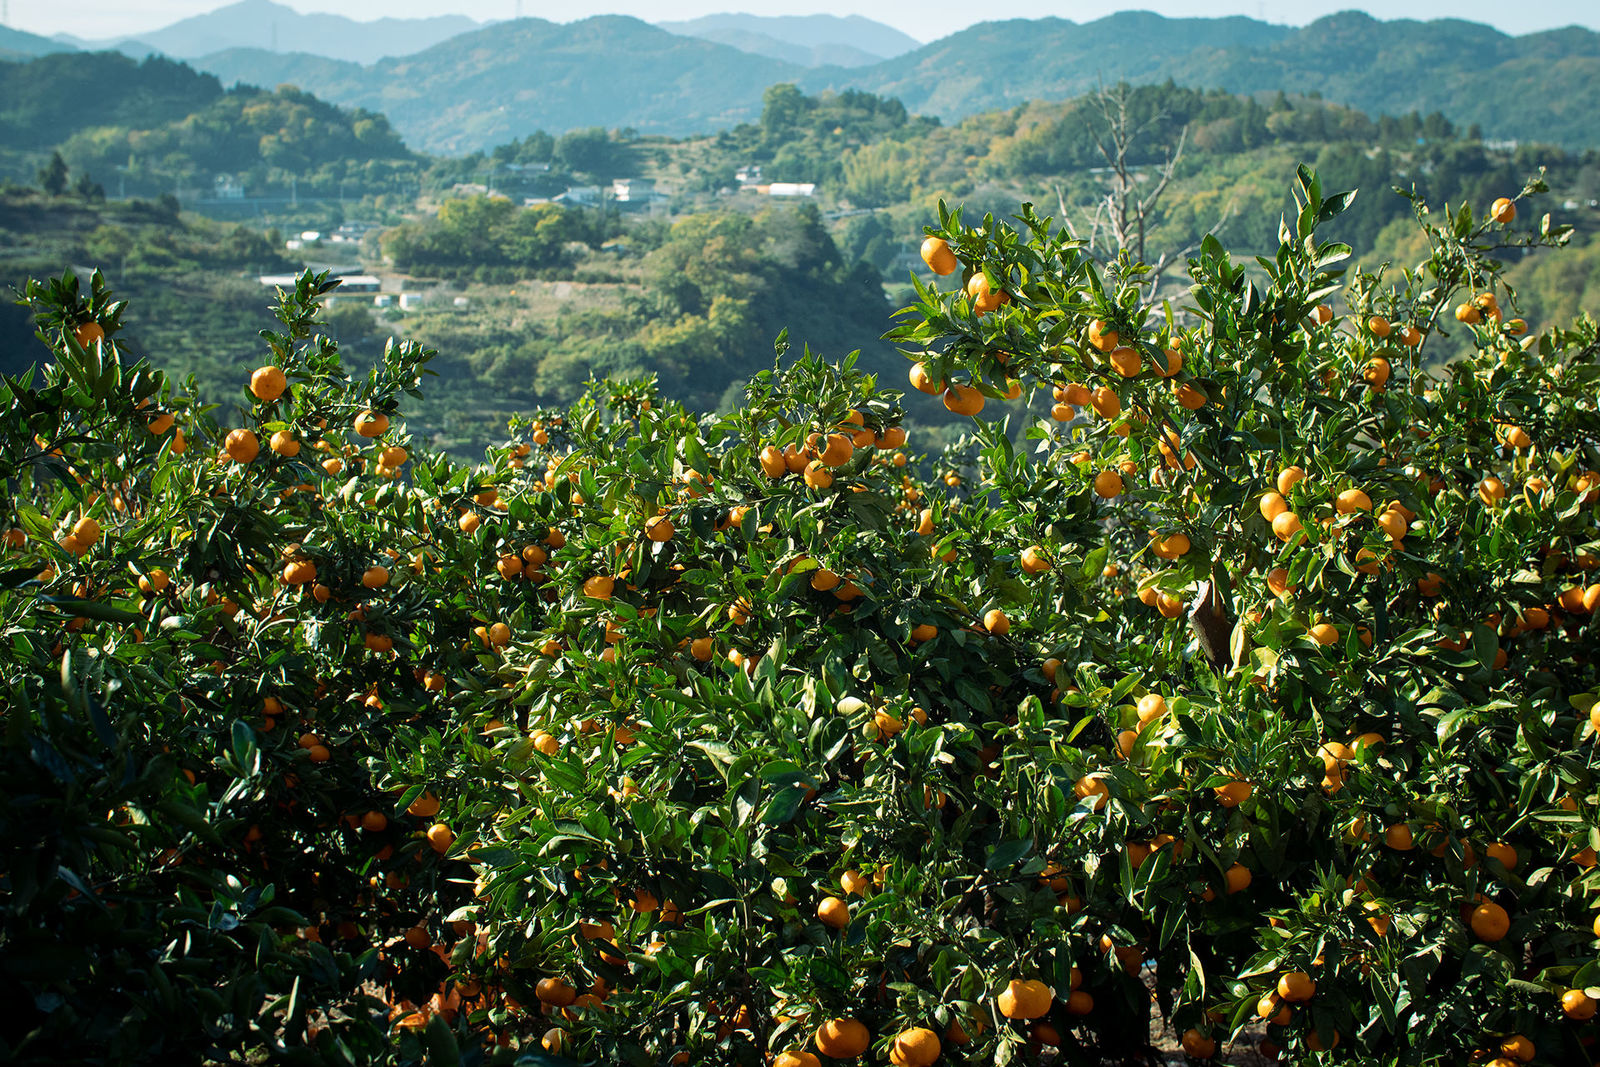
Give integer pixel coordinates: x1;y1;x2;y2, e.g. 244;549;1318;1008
0;24;74;59
657;13;920;67
56;0;480;65
7;8;1599;154
194;16;806;154
812;9;1600;149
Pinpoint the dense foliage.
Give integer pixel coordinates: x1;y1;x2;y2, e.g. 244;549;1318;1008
0;52;223;151
3;164;1599;1067
400;201;893;413
59;84;416;201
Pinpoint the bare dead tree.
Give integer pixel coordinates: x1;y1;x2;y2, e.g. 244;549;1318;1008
1060;83;1234;298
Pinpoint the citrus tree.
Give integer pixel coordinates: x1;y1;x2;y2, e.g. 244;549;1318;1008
1;167;1597;1067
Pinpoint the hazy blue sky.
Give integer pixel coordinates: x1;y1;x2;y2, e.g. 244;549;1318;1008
10;0;1597;43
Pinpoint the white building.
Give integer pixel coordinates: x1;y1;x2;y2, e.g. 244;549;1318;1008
399;293;423;310
611;177;657;202
554;186;602;206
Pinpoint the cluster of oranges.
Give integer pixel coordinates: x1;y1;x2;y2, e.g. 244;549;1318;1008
8;176;1598;1066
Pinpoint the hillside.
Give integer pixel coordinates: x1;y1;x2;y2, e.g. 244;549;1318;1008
183;10;1600;153
817;10;1600;148
58;83;417;200
0;24;73;58
0;53;223;151
805;13;1290;118
657;13;920;67
59;0;480;65
197;16;804;154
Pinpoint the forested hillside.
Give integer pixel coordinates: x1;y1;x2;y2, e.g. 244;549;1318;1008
812;11;1600;149
0;53;223;150
2;58;1596;458
60;84;417;199
173;11;1600;151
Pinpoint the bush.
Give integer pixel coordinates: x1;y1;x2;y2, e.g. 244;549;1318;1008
1;166;1597;1067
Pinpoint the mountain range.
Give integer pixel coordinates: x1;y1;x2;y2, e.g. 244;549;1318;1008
28;0;915;70
51;0;480;66
4;5;1598;154
658;13;921;67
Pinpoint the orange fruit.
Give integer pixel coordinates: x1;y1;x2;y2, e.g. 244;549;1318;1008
74;321;105;347
909;362;942;395
1108;346;1141;377
889;1027;941;1067
1225;863;1252;894
1335;488;1372;514
645;515;675;542
774;1053;821;1067
536;977;577;1006
1173;381;1207;410
583;575;615;599
816;896;849;929
1491;197;1516;223
1181;1030;1217;1058
1093;470;1122;499
1271;511;1302;541
426;823;454;853
996;978;1052;1019
1485;841;1518;871
1259;492;1288;522
920;236;958;275
1470;899;1510;941
250;365;287;401
1384;824;1414;851
1215;780;1252;807
361;565;389;589
759;445;787;478
282;559;316;585
1087;319;1118;351
1564;990;1597;1020
943;384;985;417
814;1018;870;1058
1266;568;1294;599
983;608;1010;636
1277;971;1315;1002
966;272;1009;312
1367;315;1392;337
353;410;389;437
1499;1035;1535;1062
225;428;259;464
